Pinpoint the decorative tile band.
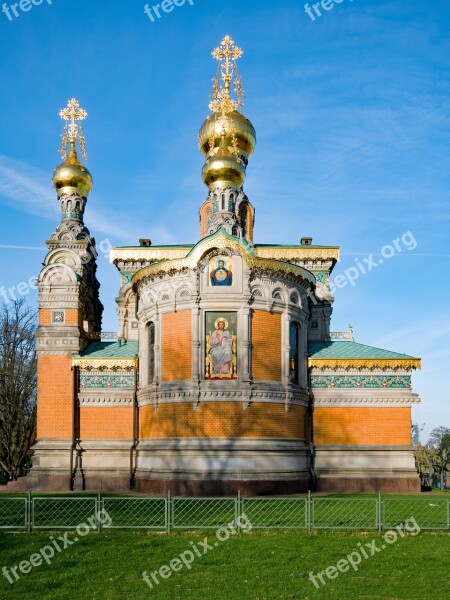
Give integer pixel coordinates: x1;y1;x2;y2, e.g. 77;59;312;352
80;375;135;389
313;272;330;284
120;273;134;286
311;375;411;389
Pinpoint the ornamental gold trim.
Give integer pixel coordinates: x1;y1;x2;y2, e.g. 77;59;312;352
110;247;192;263
255;247;340;262
72;357;138;370
132;232;316;287
308;358;421;371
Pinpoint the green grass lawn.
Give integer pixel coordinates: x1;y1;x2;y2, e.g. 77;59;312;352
1;529;449;600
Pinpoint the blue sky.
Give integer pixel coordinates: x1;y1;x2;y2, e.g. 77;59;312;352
0;0;449;441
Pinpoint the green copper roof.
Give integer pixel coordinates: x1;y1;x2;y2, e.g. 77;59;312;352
74;341;139;359
308;341;417;360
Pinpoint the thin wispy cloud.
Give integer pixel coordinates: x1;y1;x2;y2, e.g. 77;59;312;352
0;155;142;242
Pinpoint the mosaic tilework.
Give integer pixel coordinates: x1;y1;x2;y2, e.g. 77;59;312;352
313;272;330;284
80;375;135;389
120;273;134;286
310;375;411;389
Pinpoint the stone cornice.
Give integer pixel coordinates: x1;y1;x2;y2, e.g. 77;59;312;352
138;388;309;408
78;396;133;407
312;396;421;407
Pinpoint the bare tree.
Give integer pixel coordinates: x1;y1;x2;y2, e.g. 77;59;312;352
411;421;426;446
0;300;37;481
427;426;450;449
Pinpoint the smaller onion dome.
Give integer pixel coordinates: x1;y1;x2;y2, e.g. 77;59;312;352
53;141;93;197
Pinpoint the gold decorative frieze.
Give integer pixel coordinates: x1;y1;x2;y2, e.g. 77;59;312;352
72;357;138;370
309;358;421;371
110;247;192;264
255;246;340;262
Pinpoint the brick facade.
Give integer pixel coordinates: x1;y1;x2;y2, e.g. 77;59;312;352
162;310;192;381
251;310;282;381
140;402;306;439
37;355;74;439
313;407;412;446
79;407;134;439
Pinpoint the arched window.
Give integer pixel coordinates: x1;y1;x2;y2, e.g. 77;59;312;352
148;322;155;383
239;203;248;238
221;194;225;210
289;322;299;384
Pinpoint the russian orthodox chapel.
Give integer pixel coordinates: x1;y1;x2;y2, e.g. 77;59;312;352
26;36;421;494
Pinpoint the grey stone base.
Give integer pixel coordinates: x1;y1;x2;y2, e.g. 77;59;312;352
82;473;132;492
135;477;310;496
316;476;421;493
314;445;421;493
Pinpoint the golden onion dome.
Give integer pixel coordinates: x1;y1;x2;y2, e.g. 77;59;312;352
52;142;93;197
201;134;247;190
198;111;256;160
202;152;246;190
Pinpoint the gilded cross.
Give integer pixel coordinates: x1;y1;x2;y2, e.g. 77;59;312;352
59;98;87;142
58;98;88;162
212;35;243;82
209;36;245;118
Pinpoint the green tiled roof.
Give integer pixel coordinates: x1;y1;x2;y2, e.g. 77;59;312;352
308;341;417;360
74;341;139;359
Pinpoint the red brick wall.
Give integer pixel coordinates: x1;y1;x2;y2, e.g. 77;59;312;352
79;407;134;439
314;407;412;446
162;311;192;382
37;355;74;439
252;311;282;381
140;403;306;439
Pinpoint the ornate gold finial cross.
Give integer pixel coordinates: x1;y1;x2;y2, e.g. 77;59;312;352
209;35;244;117
58;98;88;162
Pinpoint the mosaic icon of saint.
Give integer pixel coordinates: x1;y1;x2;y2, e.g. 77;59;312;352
210;259;233;286
209;318;233;375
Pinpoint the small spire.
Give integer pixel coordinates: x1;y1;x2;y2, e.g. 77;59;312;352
208;36;245;157
209;35;244;117
58;98;88;162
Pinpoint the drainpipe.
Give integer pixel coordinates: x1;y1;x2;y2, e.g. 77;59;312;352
130;364;138;489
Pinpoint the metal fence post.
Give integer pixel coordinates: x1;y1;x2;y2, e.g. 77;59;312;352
167;490;172;534
27;490;32;533
307;490;311;534
447;498;450;531
378;491;382;534
237;490;241;533
97;493;102;533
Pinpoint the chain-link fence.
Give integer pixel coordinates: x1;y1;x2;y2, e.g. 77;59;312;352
1;492;450;533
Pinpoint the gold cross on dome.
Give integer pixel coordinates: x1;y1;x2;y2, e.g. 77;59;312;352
58;98;88;162
59;98;87;141
212;35;243;79
209;36;245;118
